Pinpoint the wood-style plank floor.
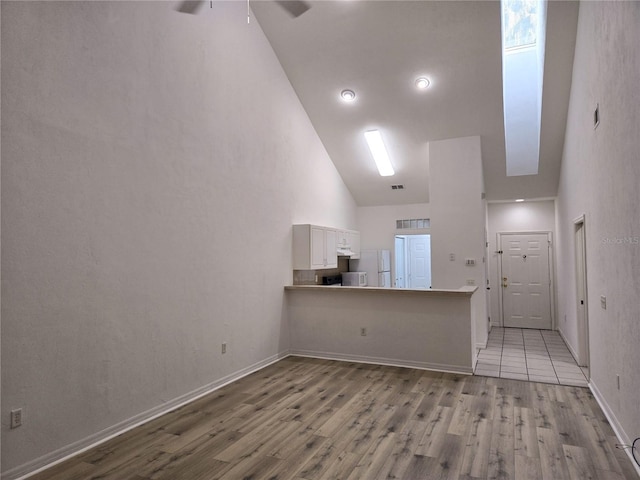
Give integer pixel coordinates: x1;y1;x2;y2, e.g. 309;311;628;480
31;357;638;480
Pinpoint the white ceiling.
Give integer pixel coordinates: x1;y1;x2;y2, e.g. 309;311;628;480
251;1;579;205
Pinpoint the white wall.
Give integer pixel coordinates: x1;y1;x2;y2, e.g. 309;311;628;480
0;1;356;475
356;203;430;284
556;0;640;454
357;203;430;251
428;136;488;348
487;200;556;326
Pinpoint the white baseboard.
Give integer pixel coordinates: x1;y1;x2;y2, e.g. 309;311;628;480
558;327;582;367
3;352;289;480
589;379;640;478
289;349;473;375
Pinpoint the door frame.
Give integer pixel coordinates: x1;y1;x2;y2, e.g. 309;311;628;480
394;236;406;288
394;234;431;289
497;231;555;329
573;215;590;369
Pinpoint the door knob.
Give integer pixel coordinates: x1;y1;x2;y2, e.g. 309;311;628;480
502;277;508;288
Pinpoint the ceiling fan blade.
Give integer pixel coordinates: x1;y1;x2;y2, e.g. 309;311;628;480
176;1;205;15
275;1;311;18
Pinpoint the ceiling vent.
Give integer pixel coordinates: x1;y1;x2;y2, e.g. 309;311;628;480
391;184;405;190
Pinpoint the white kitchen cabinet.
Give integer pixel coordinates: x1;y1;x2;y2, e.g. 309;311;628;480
293;225;337;269
336;230;348;248
347;230;360;259
336;229;360;259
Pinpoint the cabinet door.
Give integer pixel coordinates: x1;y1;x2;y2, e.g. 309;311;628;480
336;230;348;247
325;229;337;268
347;231;360;259
310;226;326;268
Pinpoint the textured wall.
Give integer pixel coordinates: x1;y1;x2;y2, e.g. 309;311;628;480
429;136;488;348
1;1;356;474
356;203;431;250
556;0;640;447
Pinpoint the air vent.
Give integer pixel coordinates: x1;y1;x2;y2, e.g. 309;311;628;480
396;218;430;230
391;184;404;190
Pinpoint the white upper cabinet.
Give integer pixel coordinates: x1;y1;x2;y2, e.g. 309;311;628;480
293;225;338;270
347;230;360;259
336;229;360;259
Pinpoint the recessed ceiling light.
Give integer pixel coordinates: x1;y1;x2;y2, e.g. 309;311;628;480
515;198;525;202
340;89;356;102
415;77;431;89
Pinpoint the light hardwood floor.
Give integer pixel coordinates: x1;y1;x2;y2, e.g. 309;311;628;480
31;357;638;480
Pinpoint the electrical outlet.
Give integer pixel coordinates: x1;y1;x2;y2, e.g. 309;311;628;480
360;327;367;336
221;342;227;354
449;253;456;261
10;408;22;429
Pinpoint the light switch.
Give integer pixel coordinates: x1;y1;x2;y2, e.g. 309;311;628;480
600;295;607;310
449;253;455;261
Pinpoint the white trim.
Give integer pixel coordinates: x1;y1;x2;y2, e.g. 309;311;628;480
572;214;590;368
589;380;640;478
3;352;289;480
289;350;473;375
557;327;588;380
497;231;555;329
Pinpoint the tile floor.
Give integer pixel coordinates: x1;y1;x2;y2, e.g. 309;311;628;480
474;327;589;387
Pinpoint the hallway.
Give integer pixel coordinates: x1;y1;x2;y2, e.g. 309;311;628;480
475;327;589;387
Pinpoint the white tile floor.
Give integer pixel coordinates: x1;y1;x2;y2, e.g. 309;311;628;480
474;327;589;387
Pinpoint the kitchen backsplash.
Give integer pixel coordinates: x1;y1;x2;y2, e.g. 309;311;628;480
293;257;349;285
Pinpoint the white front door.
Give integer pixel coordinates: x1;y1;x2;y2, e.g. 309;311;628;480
408;235;431;289
500;233;552;329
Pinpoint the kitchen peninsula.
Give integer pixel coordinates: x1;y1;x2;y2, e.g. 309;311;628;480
285;285;481;374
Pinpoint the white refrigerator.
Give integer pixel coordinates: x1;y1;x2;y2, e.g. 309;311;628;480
349;249;392;288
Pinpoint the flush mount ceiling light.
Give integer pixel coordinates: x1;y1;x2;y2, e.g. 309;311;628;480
415;77;431;89
340;89;356;102
364;130;395;177
515;198;525;202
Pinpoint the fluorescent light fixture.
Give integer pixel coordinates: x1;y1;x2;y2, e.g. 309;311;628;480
515;198;525;202
364;130;395;177
340;89;356;102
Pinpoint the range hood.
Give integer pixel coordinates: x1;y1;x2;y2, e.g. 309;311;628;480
337;247;355;257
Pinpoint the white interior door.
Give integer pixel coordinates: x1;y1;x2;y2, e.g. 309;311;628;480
500;233;552;329
408;235;431;289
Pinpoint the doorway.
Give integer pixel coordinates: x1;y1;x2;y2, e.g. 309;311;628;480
574;217;590;370
394;234;431;289
499;232;553;329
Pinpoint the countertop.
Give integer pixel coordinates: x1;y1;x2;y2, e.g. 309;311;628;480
285;285;478;296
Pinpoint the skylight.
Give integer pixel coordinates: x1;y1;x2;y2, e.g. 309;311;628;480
501;0;546;177
502;0;539;50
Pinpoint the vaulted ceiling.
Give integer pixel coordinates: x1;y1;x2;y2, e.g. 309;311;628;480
251;0;579;205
